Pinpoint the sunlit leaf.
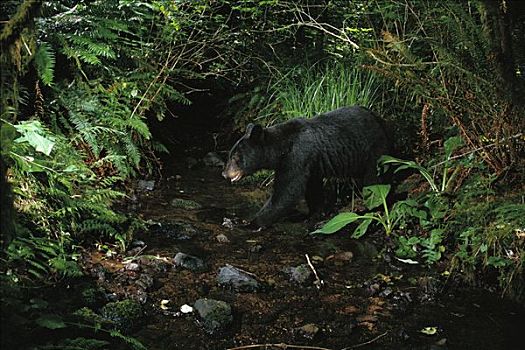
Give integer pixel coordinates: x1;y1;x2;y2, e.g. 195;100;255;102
420;326;438;335
351;218;373;238
312;212;361;234
363;184;391;210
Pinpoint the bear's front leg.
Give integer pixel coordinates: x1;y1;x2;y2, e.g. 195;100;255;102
251;168;308;228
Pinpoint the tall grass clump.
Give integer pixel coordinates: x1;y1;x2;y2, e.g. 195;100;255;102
260;60;380;125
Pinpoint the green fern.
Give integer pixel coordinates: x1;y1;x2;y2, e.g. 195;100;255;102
34;43;55;86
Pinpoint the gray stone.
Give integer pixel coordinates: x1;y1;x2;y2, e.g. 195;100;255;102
285;264;313;285
194;298;233;334
217;264;260;292
203;152;225;168
216;233;230;243
137;180;155;191
173;252;206;272
295;323;319;340
125;262;140;271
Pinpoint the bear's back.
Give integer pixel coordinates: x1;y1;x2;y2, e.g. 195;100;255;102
298;106;389;177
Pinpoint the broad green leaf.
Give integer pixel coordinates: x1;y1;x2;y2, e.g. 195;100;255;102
312;212;361;234
444;136;463;159
363;184;391;210
36;314;67;329
351;218;372;238
14;121;56;156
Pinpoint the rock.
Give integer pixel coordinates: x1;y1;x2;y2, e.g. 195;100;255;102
125;262;140;272
295;323;319;340
216;233;230;243
137;179;155;191
134;273;154;291
170;198;203;210
217;264;260;292
193;298;233;334
203;152;225;168
130;240;146;248
173;252;206;272
222;217;234;230
284;264;313;285
100;299;143;333
150;221;199;240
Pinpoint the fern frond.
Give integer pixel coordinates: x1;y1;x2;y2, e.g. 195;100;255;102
70;35;117;59
34;43;55;86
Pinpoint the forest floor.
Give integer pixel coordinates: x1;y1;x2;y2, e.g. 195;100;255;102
85;158;524;350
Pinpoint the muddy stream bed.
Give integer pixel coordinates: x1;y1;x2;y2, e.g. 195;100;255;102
86;160;523;350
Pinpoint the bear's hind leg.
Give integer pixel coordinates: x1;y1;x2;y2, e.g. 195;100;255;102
305;175;324;217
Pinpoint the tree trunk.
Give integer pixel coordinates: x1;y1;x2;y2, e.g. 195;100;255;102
479;0;520;105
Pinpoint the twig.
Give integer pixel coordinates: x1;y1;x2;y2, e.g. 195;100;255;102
227;343;333;350
305;253;323;289
341;331;389;350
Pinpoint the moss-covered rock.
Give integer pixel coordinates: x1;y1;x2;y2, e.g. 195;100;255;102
194;298;233;334
100;299;143;333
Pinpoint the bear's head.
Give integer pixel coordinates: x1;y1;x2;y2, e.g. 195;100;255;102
222;123;264;183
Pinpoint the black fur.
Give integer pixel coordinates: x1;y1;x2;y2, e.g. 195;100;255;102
223;106;391;228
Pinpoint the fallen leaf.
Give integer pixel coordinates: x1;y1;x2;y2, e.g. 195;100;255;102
160;299;170;310
395;257;419;264
420;326;438;335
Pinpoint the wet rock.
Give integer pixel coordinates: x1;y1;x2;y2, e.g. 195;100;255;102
100;299;143;333
194;298;233;334
137;256;170;273
125;262;141;272
203;152;225;168
217;264;261;292
137;179;155;191
134;273;154;291
216;233;230;243
150;221;199;240
295;323;319;340
222;217;234;230
173;252;206;272
170;198;203;210
284;264;313;285
130;240;146;248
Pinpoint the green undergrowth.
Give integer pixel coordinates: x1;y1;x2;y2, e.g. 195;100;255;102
450;175;525;302
258;59;381;126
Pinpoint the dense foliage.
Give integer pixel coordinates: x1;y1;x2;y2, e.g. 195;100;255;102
1;0;524;348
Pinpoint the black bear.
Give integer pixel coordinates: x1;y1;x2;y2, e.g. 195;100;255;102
222;106;391;228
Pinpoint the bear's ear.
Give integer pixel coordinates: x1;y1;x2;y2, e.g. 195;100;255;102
245;123;264;142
